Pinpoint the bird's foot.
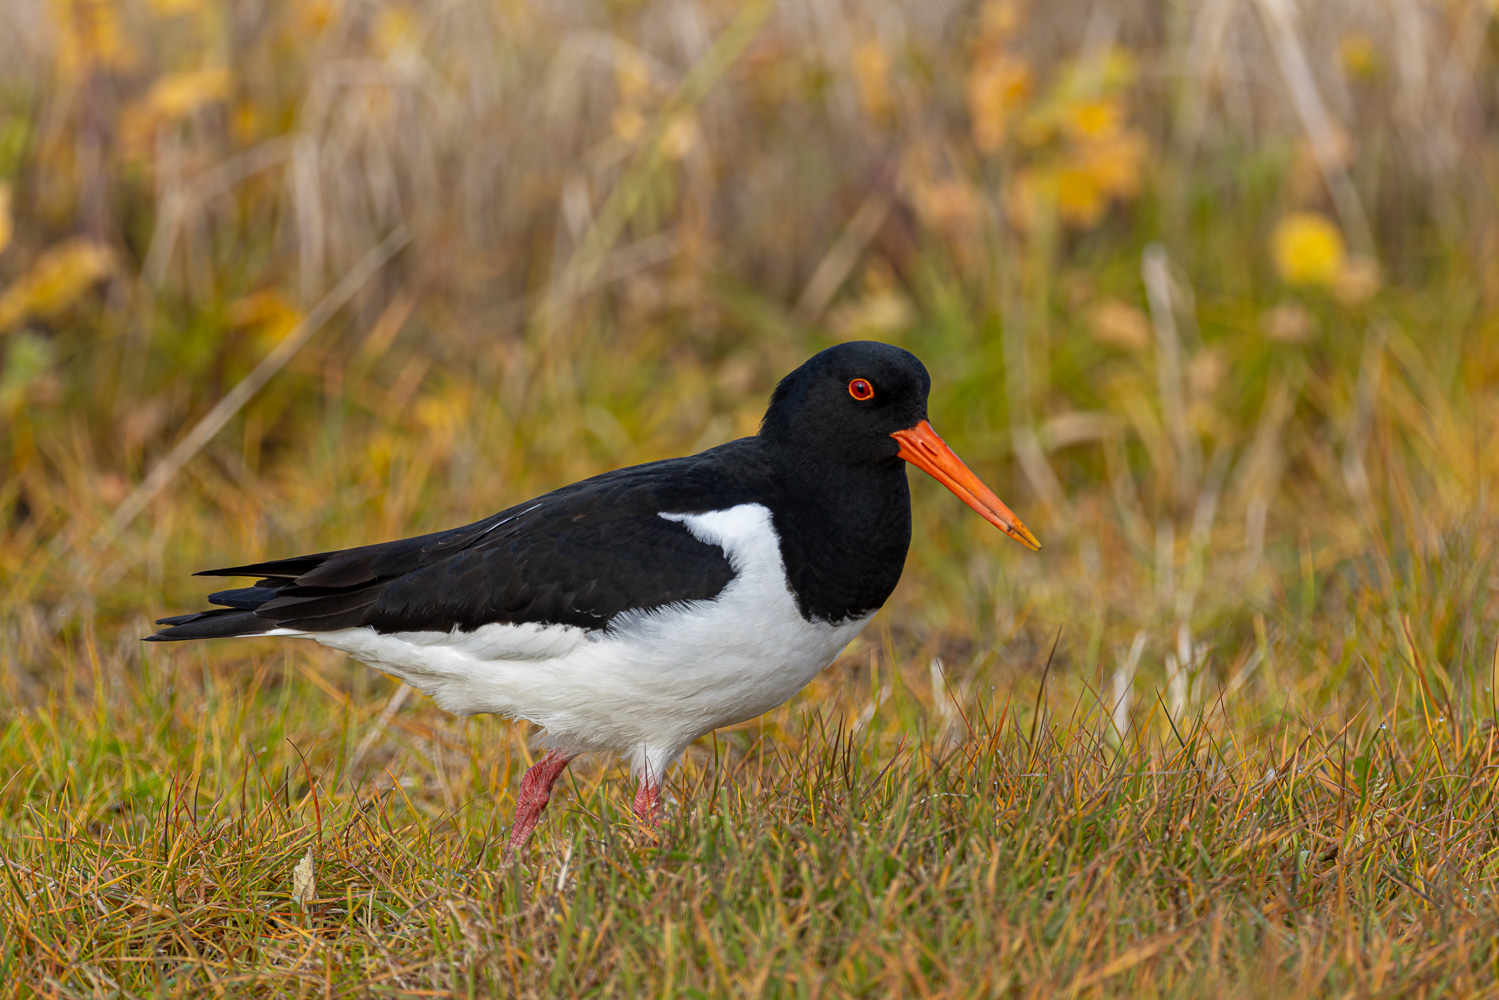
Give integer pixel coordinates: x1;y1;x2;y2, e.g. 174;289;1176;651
504;750;574;856
631;778;662;841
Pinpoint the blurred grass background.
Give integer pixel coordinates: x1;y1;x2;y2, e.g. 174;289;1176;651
2;0;1499;995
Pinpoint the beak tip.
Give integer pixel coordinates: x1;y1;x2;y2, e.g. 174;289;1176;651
1002;518;1042;552
893;421;1044;553
1006;520;1042;552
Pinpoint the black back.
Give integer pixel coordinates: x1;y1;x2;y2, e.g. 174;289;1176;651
148;341;933;641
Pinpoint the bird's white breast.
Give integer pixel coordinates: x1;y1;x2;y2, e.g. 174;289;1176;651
307;503;869;777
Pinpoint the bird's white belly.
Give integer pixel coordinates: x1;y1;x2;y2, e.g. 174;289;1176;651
307;504;870;774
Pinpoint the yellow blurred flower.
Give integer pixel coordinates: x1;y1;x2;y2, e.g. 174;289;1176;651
1055;164;1105;227
978;0;1025;42
364;431;397;480
1271;212;1346;287
973;44;1148;234
1103;48;1138;87
1013;108;1057;149
416;385;474;452
1064;99;1119;140
231;101;270;144
146;0;204;15
1076;130;1147;199
373;4;419;58
967;54;1032;153
0;238;115;331
296;0;336;35
51;0;136;78
852;36;893;124
0;183;12;256
1004;132;1147;233
1339;33;1380;82
1048;48;1138;109
120;66;232;160
147;68;231;119
228;289;301;350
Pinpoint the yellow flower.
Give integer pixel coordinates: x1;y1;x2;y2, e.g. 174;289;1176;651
1339;34;1380;82
51;0;136;78
296;0;336;34
1056;48;1137;102
231;101;269;144
1055;164;1105;227
120;67;233;159
146;0;204;15
0;238;115;331
373;4;418;58
1271;213;1346;287
967;54;1032;153
1076;130;1147;199
978;0;1024;43
0;183;12;256
228;290;301;351
1064;99;1119;140
1097;48;1138;91
852;37;893;123
146;67;231;119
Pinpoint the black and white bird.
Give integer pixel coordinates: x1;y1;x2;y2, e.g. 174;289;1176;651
148;341;1040;851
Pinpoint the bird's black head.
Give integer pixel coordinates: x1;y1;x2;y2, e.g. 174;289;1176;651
759;341;931;467
759;340;1042;552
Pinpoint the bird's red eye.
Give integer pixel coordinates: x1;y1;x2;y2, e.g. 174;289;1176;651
848;378;874;401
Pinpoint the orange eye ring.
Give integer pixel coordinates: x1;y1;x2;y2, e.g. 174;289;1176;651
848;378;874;401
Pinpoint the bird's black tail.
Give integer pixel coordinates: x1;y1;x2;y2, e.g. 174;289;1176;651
146;609;281;641
145;506;531;643
145;583;291;641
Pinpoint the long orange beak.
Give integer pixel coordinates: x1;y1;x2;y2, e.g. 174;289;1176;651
892;421;1041;551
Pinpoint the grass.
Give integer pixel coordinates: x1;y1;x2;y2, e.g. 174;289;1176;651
4;0;1499;995
4;625;1499;995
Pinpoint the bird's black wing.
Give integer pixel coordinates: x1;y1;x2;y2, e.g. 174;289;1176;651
147;441;774;641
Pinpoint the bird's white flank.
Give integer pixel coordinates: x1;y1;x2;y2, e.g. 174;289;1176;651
305;503;869;783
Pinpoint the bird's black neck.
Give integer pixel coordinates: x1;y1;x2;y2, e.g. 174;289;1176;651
764;454;912;625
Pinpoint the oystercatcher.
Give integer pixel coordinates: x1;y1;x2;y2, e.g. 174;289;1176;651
148;341;1039;852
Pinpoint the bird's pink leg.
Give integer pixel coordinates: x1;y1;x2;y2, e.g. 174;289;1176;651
505;750;575;855
632;775;662;829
